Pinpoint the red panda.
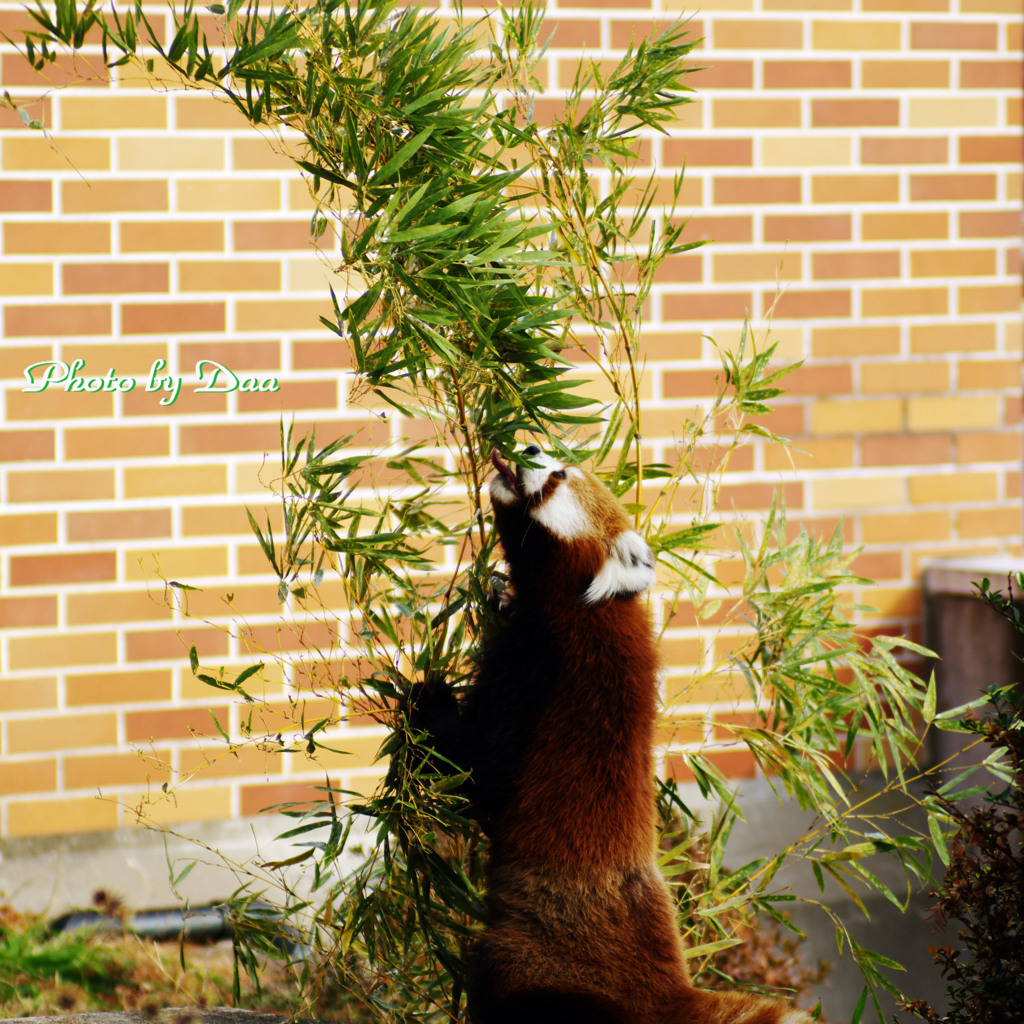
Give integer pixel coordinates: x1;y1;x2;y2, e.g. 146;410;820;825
411;445;813;1024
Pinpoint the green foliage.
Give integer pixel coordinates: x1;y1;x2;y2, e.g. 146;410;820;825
13;1;938;1021
902;575;1024;1024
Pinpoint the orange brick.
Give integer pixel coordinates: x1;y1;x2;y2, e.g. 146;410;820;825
665;138;750;170
1;50;109;88
959;284;1020;315
661;290;753;323
0;760;56;796
712;99;802;129
862;212;949;241
911;173;997;202
911;20;998;51
122;301;225;334
61;179;168;214
0;179;52;212
237;379;334;412
67;590;172;626
0;428;55;461
0;679;57;712
63;262;169;295
6;796;118;837
66;669;172;707
763;59;851;88
862;136;948;165
910;322;996;354
862;510;953;545
813;251;900;281
911;248;997;278
960;135;1022;165
713;18;802;48
683;214;754;244
232;137;300;172
862;287;948;318
961;60;1022;90
4;221;110;255
668;747;757;782
0;596;58;631
862;433;952;467
179;421;282;456
7;468;115;503
4;301;112;338
861;59;949;90
0;512;57;547
175;93;251;129
124;464;227;499
713;176;801;205
65;751;172;790
10;551;115;587
959;507;1022;540
959;211;1022;239
7;711;118;754
67;508;171;542
812;325;900;358
765;214;850;242
125;706;226;743
956;431;1021;464
712;251;800;284
65;425;168;461
233;219;323;252
812;99;900;128
771;288;851;319
120;221;224;253
956;358;1017;391
2;136;110;173
812;174;899;204
122;384;227;417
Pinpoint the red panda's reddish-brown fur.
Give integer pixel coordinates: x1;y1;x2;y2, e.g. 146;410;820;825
411;446;812;1024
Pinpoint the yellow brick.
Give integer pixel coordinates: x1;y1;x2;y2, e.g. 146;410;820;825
7;710;118;754
909;471;999;506
712;251;801;285
65;750;172;790
858;586;921;620
861;361;949;394
287;258;358;293
907;395;1000;432
764;438;855;472
131;785;234;827
125;546;229;582
0;264;53;296
235;298;334;332
177;179;283;212
909;98;1001;129
2;136;110;172
862;287;948;318
959;506;1021;540
7;795;119;837
761;136;852;168
861;510;952;545
312;732;388;769
60;95;167;131
811;475;905;511
67;590;172;626
118;137;225;172
811;399;903;436
124;464;227;499
812;20;901;50
8;631;117;673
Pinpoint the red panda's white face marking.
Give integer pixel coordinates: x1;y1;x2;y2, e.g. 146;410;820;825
489;447;656;603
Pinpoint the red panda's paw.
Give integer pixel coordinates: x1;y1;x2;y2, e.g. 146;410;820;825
677;987;814;1024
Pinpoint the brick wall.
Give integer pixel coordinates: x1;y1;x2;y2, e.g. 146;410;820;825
1;0;1021;839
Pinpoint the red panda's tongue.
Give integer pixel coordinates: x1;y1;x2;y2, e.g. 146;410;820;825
491;449;520;495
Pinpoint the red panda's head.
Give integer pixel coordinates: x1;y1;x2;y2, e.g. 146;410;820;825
488;446;656;604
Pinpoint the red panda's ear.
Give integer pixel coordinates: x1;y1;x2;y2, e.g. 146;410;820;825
582;531;656;603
